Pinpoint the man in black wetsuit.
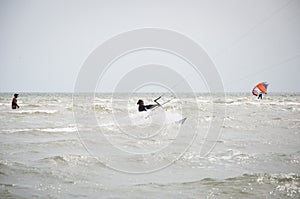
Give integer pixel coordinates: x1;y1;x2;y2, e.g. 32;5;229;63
12;93;19;109
137;98;161;112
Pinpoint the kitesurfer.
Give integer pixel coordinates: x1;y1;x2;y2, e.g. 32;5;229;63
252;82;268;100
137;98;161;112
12;93;19;109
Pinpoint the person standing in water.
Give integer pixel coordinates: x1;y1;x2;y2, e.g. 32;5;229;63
258;93;263;99
137;97;161;112
12;93;20;109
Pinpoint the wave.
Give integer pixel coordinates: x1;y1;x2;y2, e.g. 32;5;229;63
180;149;255;165
133;173;300;198
0;160;41;176
94;104;112;112
39;127;77;133
97;110;185;128
1;126;77;134
7;110;58;114
38;154;105;167
213;99;235;104
21;104;42;108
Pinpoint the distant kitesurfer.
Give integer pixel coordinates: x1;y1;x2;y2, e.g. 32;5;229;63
12;93;19;109
252;82;268;100
137;97;161;112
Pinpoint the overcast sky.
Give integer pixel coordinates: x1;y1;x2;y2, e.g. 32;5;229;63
0;0;299;93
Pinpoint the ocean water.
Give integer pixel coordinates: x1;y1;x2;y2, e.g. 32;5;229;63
0;93;299;198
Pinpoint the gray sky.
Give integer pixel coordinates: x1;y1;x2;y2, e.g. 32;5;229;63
0;0;299;93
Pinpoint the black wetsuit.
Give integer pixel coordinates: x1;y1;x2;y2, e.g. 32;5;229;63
258;93;263;99
12;98;19;109
138;104;156;112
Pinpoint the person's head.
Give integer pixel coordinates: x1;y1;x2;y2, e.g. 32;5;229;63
14;93;19;98
137;99;144;105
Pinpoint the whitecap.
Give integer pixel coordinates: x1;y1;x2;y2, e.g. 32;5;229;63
1;126;77;133
8;110;58;114
39;127;77;133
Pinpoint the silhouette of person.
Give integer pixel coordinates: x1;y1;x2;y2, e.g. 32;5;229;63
137;98;161;112
12;93;19;109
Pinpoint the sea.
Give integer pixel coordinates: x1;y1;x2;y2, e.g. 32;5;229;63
0;92;299;198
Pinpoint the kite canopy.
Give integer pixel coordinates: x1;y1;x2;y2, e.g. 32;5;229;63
252;82;269;96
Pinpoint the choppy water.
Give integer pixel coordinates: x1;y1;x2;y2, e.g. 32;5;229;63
0;93;299;198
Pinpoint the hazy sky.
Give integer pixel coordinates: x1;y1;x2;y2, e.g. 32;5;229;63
1;0;299;93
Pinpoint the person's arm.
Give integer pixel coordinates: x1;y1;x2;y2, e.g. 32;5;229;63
145;104;156;110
